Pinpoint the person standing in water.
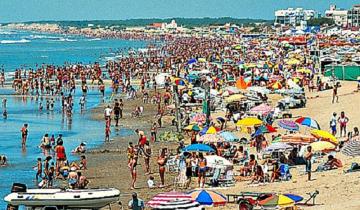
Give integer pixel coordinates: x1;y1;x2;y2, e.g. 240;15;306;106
21;124;28;147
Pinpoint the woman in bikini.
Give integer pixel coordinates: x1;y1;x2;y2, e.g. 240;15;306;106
157;148;167;187
130;145;139;190
143;141;152;174
338;111;349;137
197;153;207;188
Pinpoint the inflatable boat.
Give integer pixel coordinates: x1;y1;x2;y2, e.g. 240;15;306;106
4;183;120;209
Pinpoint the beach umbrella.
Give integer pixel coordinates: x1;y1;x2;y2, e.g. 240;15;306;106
224;94;245;103
174;78;186;86
286;58;300;65
147;191;193;208
188;190;227;206
199;126;219;136
219;131;240;142
184;124;201;132
277;119;299;131
224;86;240;94
295;117;320;129
310;129;338;145
152;200;202;210
236;117;263;127
198;134;224;143
205;155;233;168
258;194;295;207
283;194;303;203
183;144;215;153
342;140;360;157
265;142;293;152
235;76;249;90
191;113;208;125
281;134;316;144
216;117;226;124
188;58;197;64
253;125;277;137
247;86;271;94
271;81;283;90
296;68;312;74
250;104;273;115
310;141;336;152
198;58;206;63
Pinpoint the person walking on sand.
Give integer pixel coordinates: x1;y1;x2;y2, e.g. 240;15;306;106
304;146;313;181
338;111;349;137
332;83;338;103
105;125;111;142
130;145;139;190
330;112;337;136
21;124;28;147
157;148;167;187
143;141;152;174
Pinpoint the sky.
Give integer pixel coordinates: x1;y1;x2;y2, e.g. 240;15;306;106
0;0;358;23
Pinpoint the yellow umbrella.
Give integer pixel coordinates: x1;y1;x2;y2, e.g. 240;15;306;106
225;94;245;103
286;59;300;65
236;117;263;127
310;141;336;152
198;58;206;63
244;63;257;68
296;68;312;74
310;129;338;145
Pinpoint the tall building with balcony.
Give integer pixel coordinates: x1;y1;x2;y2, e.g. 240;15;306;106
348;5;360;28
274;8;317;26
325;5;348;27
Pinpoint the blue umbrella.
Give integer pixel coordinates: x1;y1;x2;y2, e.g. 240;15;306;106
183;144;215;153
283;194;303;203
187;58;197;65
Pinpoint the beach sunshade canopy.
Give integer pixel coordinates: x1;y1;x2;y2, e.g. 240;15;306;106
236;117;263;127
235;77;250;90
258;194;295;207
188;190;227;206
250;103;273;114
295;117;320;129
198;134;224;143
205;155;233;168
310;129;338;145
277;119;299;131
281;134;316;144
296;68;312;74
184;124;202;131
265;142;293;152
310;141;336;152
342;140;360;157
224;94;245;103
147;191;192;208
183;144;215;153
219;131;240;142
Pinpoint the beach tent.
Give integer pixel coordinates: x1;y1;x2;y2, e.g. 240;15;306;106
324;65;360;81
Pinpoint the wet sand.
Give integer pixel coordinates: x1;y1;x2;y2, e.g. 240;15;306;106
85;92;179;209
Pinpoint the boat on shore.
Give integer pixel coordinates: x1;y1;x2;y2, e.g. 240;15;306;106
4;183;120;210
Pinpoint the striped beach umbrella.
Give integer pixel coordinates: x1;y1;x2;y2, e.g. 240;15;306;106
147;191;193;208
277;119;299;131
295;117;320;129
342;140;360;157
188;190;227;206
152;199;202;210
258;194;295;207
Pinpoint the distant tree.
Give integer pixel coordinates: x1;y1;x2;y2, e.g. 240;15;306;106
307;18;335;26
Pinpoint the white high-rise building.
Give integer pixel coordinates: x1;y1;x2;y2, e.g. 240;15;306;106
325;5;348;27
274;8;317;26
348;5;360;28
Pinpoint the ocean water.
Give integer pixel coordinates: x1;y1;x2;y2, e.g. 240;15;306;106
0;29;147;72
0;29;144;208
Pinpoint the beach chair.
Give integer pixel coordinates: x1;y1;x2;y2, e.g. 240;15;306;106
279;164;292;181
209;167;221;187
219;169;235;187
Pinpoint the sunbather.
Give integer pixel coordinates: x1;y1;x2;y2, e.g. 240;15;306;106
251;165;264;183
316;155;343;172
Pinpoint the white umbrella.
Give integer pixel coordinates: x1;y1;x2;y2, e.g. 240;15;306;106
265;142;293;152
205;155;233;168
